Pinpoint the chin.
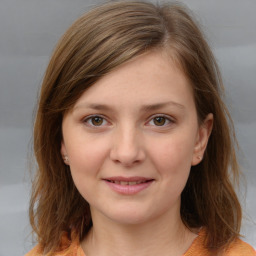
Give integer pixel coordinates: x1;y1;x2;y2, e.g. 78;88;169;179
101;207;153;226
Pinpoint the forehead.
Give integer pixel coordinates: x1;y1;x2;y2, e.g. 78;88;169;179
73;50;194;110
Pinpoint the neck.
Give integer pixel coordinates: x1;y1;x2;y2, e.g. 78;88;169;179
81;210;198;256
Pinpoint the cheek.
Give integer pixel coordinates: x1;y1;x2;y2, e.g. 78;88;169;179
67;135;110;176
149;134;195;177
67;138;110;201
147;136;194;208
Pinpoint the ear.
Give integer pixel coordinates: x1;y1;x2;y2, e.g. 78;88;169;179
191;113;213;166
61;141;69;165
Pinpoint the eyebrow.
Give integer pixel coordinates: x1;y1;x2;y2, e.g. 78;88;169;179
74;101;185;112
140;101;185;112
74;103;112;111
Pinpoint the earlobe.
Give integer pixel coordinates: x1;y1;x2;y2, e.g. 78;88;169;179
61;141;69;165
191;113;213;166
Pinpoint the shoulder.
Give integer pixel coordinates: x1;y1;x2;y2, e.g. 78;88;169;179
25;232;85;256
25;242;82;256
184;228;255;256
224;238;256;256
25;244;42;256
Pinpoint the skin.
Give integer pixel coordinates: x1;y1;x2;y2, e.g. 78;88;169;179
61;50;213;256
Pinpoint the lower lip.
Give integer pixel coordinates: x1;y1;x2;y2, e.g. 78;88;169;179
104;180;153;195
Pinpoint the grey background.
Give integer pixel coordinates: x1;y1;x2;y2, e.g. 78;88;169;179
0;0;255;255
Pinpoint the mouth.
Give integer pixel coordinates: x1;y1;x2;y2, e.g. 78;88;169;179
104;176;154;184
106;180;152;185
103;176;154;194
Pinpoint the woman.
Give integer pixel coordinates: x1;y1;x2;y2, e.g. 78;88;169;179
26;1;255;255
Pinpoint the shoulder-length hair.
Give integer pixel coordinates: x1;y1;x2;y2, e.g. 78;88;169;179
30;1;241;254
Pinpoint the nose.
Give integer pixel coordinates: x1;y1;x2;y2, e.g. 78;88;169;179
110;125;146;167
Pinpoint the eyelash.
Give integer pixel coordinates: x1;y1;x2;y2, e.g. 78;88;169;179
146;114;174;127
83;115;109;127
82;114;175;128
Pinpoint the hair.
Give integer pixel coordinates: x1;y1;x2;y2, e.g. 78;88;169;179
30;1;242;254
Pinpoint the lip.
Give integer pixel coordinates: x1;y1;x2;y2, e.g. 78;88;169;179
103;176;154;195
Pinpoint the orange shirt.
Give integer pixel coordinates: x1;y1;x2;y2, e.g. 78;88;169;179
26;228;255;256
184;229;256;256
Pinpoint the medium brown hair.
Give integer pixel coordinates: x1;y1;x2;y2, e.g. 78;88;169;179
30;1;241;254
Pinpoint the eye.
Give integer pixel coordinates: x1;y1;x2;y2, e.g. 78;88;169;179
147;115;173;127
84;115;108;127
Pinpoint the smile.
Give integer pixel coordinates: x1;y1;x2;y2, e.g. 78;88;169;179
108;180;149;185
103;177;154;195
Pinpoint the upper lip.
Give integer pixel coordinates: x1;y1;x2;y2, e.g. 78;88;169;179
103;176;154;182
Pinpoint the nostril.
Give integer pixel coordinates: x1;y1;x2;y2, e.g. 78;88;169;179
109;132;146;166
110;149;144;166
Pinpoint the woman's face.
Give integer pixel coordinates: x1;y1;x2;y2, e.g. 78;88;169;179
61;50;212;225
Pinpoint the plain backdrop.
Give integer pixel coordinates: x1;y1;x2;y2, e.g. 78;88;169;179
0;0;255;255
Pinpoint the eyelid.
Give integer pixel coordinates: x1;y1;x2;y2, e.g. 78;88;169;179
82;114;110;127
146;114;175;126
81;113;175;128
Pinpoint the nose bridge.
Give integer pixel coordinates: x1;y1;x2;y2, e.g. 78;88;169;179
110;122;145;166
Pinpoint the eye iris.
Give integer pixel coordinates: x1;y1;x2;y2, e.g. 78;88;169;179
153;117;166;126
92;117;103;126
